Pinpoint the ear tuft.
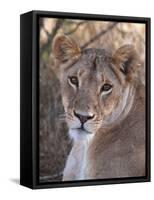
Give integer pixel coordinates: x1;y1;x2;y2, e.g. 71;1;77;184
112;44;140;79
52;35;81;62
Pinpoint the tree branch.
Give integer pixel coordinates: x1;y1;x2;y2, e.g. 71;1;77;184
81;22;119;50
64;21;86;35
40;19;64;55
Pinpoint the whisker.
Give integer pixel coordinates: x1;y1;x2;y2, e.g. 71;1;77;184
58;114;66;117
66;114;74;118
57;118;66;121
67;117;75;121
88;121;102;124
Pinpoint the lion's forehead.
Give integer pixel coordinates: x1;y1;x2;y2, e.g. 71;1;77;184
83;48;108;56
74;48;111;71
80;48;108;64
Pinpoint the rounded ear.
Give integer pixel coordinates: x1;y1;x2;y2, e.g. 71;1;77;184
112;45;140;79
52;35;81;63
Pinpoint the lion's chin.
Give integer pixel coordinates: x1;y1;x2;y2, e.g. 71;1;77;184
69;128;94;141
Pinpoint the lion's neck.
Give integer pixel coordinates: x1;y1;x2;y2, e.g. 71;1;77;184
63;129;94;180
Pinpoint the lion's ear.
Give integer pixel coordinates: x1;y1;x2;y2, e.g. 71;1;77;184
52;35;81;63
112;45;140;78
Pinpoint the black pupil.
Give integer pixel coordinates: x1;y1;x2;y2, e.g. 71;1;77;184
70;77;78;85
102;84;112;92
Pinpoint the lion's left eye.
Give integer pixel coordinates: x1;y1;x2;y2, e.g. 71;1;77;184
100;83;113;94
68;76;78;87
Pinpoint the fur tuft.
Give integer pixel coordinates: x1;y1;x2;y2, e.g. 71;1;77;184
112;44;141;81
52;35;81;62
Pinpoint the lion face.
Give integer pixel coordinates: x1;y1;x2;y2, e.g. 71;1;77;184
52;35;140;137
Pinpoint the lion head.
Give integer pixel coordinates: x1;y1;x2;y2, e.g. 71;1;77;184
52;35;141;139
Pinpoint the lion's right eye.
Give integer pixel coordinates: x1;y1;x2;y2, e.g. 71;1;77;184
68;76;78;87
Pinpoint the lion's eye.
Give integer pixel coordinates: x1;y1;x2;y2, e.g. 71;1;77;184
100;83;113;94
68;76;78;86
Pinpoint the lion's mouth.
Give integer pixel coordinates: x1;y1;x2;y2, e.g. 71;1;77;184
72;127;93;134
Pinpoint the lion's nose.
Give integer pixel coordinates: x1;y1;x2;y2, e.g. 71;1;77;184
74;110;94;124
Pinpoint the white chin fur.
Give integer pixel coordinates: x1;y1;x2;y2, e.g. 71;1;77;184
69;129;94;142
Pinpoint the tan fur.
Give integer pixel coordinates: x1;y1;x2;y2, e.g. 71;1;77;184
52;35;145;180
52;35;81;62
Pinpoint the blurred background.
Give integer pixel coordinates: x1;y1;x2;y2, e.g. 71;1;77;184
39;17;145;182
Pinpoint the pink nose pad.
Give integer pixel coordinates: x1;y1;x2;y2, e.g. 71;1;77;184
74;111;94;124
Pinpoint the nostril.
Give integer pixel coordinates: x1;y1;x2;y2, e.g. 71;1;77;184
74;110;94;124
74;110;79;118
87;114;95;120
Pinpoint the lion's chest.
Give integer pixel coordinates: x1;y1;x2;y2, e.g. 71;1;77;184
62;133;92;181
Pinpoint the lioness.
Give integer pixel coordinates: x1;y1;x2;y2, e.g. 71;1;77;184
52;35;145;180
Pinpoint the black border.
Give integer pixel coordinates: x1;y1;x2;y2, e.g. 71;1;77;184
20;10;151;189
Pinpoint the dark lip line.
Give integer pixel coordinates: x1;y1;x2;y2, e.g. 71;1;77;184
71;127;92;134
